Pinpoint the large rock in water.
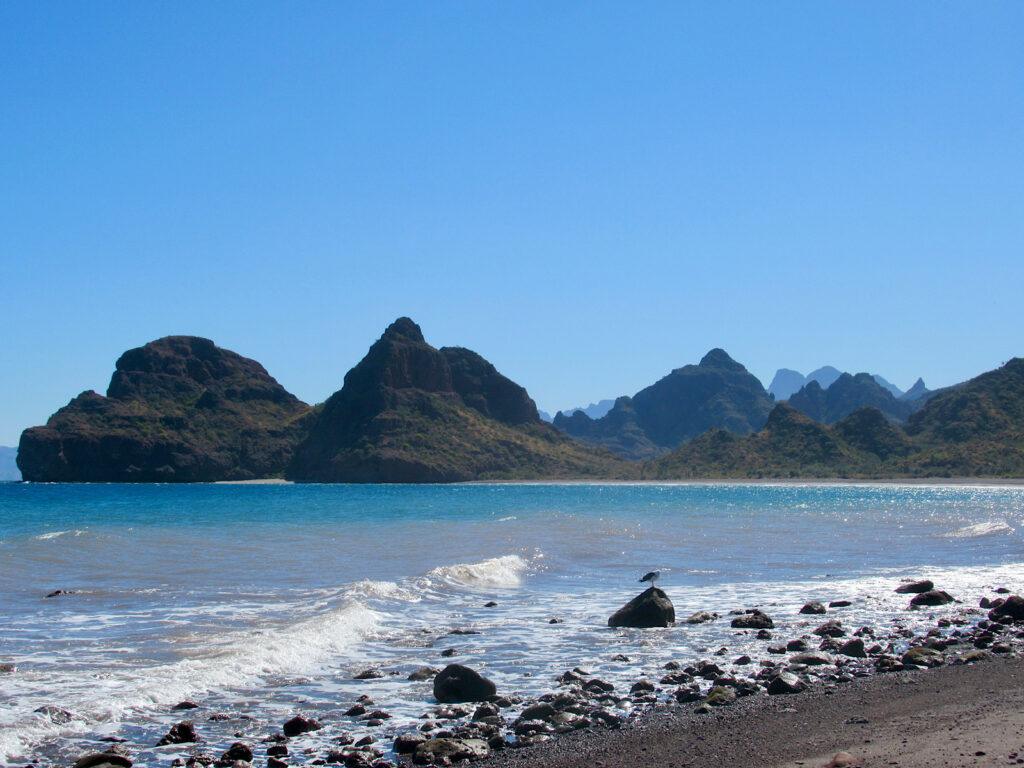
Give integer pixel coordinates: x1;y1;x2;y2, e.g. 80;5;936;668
433;664;497;703
17;336;312;482
608;586;675;628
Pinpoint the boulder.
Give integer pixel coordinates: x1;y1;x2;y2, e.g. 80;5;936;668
838;638;867;658
394;733;427;754
813;620;845;637
767;672;807;695
156;721;198;746
910;590;954;607
413;737;489;764
799;601;827;615
408;666;440;681
789;651;835;666
607;587;675;628
684;610;719;624
433;664;497;703
220;743;253;763
282;714;322;737
895;579;934;594
72;754;132;768
703;686;736;706
988;594;1024;622
730;610;773;629
902;647;945;668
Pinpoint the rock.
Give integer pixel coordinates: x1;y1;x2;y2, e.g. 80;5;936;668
895;579;934;594
767;672;807;695
484;601;498;607
0;663;15;674
34;705;77;724
157;721;198;746
607;586;675;628
440;648;458;657
757;629;773;639
799;601;827;615
354;668;385;680
703;686;736;706
394;733;427;754
266;746;289;757
730;610;773;629
829;600;852;608
345;704;366;717
413;737;489;764
684;610;719;624
902;647;944;667
789;651;835;666
433;664;497;703
825;752;857;767
838;638;867;657
786;639;809;652
173;701;199;710
220;743;253;763
813;620;845;637
675;684;702;702
72;753;133;768
45;589;77;598
989;595;1024;622
734;655;752;665
910;590;954;607
408;666;440;681
267;758;287;768
283;715;322;737
629;680;656;695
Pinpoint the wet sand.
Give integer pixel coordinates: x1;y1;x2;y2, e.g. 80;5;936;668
486;656;1024;768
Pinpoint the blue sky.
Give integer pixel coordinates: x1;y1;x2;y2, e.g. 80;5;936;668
2;2;1022;445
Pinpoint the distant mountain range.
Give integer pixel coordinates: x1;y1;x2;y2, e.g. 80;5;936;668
16;321;1022;481
649;357;1024;479
0;446;19;481
553;349;774;461
767;366;910;401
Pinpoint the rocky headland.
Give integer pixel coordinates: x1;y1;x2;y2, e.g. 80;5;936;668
17;336;313;482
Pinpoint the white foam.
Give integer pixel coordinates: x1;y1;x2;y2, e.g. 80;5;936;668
31;529;86;541
344;579;421;601
426;555;528;589
0;600;380;763
943;520;1014;538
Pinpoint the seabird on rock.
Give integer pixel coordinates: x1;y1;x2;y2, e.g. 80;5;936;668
639;570;660;585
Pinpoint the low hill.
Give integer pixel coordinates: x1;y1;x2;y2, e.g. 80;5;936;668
17;336;313;482
287;318;634;482
553;349;774;461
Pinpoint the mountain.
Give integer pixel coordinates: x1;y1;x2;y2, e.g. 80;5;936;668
650;358;1024;479
767;369;806;401
788;372;914;425
559;400;615;420
287;318;634;482
900;377;931;402
0;446;20;481
807;365;843;390
872;374;903;398
17;336;313;482
553;349;774;461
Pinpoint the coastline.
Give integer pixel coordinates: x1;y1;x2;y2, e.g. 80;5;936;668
484;655;1024;768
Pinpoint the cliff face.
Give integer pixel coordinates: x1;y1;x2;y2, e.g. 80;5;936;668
287;318;633;482
17;336;312;482
554;349;774;461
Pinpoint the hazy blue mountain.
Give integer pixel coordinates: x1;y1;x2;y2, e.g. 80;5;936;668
900;378;930;402
767;369;807;401
537;410;553;422
0;446;20;481
807;366;843;390
872;374;904;398
559;399;615;420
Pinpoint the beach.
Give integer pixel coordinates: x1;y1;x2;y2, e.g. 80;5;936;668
486;655;1024;768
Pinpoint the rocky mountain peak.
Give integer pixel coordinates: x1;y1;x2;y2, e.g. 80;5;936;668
698;348;744;372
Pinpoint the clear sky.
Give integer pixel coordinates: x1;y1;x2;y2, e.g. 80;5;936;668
2;2;1022;445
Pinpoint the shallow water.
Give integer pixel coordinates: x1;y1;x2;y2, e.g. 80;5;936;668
1;482;1022;765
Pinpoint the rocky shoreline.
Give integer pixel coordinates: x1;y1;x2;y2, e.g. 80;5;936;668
48;581;1024;768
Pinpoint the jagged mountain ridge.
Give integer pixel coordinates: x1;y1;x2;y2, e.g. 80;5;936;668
553;349;774;461
650;358;1024;479
287;318;634;482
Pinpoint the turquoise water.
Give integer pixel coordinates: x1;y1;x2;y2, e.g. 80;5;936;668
1;482;1022;765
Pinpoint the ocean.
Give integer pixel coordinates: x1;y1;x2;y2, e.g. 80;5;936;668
1;482;1022;766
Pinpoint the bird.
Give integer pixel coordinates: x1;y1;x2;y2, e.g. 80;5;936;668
639;570;660;585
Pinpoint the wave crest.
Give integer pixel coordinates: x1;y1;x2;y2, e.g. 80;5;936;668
426;555;528;589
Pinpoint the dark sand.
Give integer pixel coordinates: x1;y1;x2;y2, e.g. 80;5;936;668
485;656;1024;768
